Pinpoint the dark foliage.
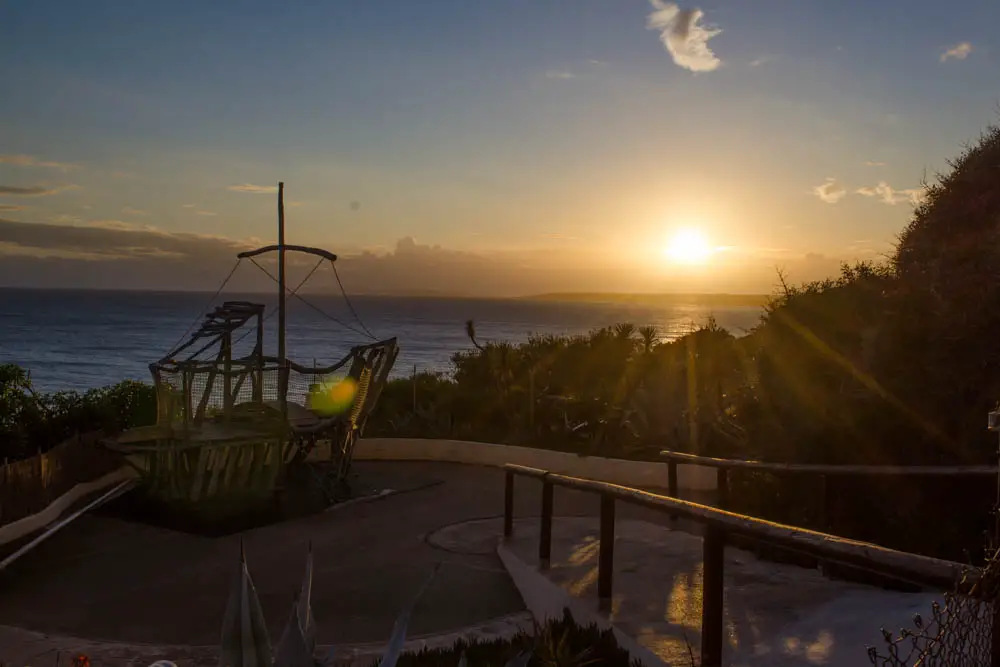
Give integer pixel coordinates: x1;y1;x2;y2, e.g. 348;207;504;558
0;363;156;461
367;609;645;667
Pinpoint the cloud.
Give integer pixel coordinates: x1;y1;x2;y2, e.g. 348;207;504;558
748;56;772;67
544;70;575;80
646;0;722;72
227;183;278;194
863;160;886;167
181;203;196;208
195;210;217;216
856;181;925;205
940;42;973;62
0;218;867;296
0;154;77;170
811;178;847;204
0;185;61;196
86;219;149;231
0;216;250;261
0;204;24;211
122;207;148;216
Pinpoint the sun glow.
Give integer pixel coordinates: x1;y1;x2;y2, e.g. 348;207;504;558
665;228;713;265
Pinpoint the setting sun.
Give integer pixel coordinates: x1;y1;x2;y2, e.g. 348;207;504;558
665;229;713;265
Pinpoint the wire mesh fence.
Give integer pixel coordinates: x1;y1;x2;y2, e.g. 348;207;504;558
868;553;1000;666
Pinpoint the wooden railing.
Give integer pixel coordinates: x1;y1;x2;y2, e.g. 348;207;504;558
658;449;999;534
502;463;983;667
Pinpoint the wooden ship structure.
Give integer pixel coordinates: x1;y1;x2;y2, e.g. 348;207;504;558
108;183;398;513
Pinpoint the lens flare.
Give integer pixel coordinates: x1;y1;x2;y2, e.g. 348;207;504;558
308;376;359;416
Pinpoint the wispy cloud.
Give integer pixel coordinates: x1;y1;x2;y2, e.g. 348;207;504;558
646;0;722;73
748;56;772;67
50;214;83;224
544;70;576;80
0;204;24;211
940;42;973;62
181;203;196;208
86;219;151;231
863;160;886;167
227;183;278;194
0;185;62;197
857;182;924;205
811;178;847;204
195;210;217;216
122;206;148;216
0;154;77;170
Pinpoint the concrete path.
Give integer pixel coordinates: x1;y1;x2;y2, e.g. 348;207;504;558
498;516;941;667
0;461;695;666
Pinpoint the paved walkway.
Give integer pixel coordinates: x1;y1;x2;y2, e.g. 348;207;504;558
0;461;692;666
497;516;941;667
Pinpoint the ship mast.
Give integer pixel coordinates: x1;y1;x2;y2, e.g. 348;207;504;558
277;182;286;372
277;182;287;420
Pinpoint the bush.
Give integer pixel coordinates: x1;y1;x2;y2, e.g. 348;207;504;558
0;363;156;461
373;609;644;667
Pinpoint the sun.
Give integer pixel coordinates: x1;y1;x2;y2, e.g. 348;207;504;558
665;228;713;265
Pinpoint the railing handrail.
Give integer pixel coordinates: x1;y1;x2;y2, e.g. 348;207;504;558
659;449;999;476
503;463;973;591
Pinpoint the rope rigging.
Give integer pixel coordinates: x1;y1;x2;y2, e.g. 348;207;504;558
165;241;380;367
166;258;243;357
330;259;377;340
247;257;376;340
228;256;337;351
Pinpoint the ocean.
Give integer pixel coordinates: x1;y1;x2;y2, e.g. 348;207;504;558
0;288;764;393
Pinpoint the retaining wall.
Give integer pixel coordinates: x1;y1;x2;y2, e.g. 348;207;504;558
353;438;717;492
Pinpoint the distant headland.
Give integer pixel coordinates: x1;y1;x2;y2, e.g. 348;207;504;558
519;292;769;308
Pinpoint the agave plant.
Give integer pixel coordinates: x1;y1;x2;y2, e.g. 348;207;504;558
217;546;448;667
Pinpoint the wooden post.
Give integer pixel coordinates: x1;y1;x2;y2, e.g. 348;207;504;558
277;182;287;420
254;309;264;403
181;369;191;431
667;460;679;523
716;467;729;510
223;329;233;419
503;470;514;540
701;524;726;667
412;364;417;413
598;494;615;609
540;479;553;569
528;368;535;428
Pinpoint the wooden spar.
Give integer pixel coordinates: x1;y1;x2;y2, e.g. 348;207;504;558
237;245;337;262
277;182;287;420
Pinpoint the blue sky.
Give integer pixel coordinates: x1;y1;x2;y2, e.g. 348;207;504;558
0;1;997;295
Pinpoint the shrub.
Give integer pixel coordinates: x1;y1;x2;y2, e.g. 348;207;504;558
370;610;644;667
0;363;156;461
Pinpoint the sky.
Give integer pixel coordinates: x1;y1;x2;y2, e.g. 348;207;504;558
0;0;997;296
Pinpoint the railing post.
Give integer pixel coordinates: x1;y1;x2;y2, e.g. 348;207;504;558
667;460;679;523
716;467;729;510
540;478;553;569
598;494;615;610
701;523;726;667
504;470;514;540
